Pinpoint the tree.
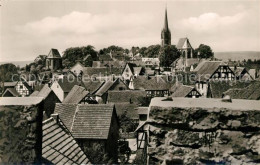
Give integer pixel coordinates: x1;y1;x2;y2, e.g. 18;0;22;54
62;45;98;67
143;45;161;58
159;45;180;68
195;44;214;59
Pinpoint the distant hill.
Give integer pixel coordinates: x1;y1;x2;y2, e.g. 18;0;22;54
214;51;260;61
0;60;32;68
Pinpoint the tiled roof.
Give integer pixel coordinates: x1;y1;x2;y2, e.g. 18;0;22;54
57;78;85;93
133;67;143;75
82;67;123;77
0;97;44;105
208;81;251;98
230;67;248;77
42;116;90;164
95;81;115;96
114;103;138;119
94;78;127;97
82;80;104;94
2;88;19;97
92;61;126;68
194;61;223;81
55;103;116;139
176;38;187;49
72;104;115;139
171;84;195;97
47;48;61;58
107;90;146;103
62;85;89;104
36;84;52;99
223;81;260;100
132;76;171;90
54;103;78;131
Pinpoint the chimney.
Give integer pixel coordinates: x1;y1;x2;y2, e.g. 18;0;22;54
222;95;232;103
51;114;59;123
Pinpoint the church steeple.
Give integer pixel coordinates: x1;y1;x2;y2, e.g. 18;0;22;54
164;8;169;31
161;7;171;46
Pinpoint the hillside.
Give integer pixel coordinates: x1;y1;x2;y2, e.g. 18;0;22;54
214;51;260;61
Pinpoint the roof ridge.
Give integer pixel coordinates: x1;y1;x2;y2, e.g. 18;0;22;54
70;105;79;132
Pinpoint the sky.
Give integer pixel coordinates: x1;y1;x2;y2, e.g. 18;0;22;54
1;0;260;62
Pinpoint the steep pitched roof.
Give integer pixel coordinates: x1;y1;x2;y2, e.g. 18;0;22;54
208;81;251;98
72;104;115;139
132;76;171;90
107;90;146;103
2;88;19;97
171;84;197;97
133;67;143;75
36;84;52;99
42;116;90;164
54;103;78;130
114;103;139;120
55;103;116;139
82;67;123;77
95;80;115;96
82;80;104;94
47;48;61;58
230;67;246;77
176;38;187;49
57;78;85;93
123;63;137;75
223;81;260;100
94;78;127;97
194;61;223;81
62;85;89;104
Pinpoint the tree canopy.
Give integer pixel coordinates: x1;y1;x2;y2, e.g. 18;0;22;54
143;45;161;58
159;45;180;68
0;63;18;82
99;45;124;55
195;44;214;59
62;45;98;67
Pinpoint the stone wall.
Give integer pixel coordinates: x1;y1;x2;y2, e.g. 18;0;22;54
147;106;260;164
0;104;43;163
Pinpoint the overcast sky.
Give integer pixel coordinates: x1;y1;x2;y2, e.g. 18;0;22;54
1;0;260;62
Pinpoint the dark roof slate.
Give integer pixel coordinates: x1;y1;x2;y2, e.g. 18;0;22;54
42;117;90;164
62;85;89;104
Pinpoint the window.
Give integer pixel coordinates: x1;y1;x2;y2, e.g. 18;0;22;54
119;87;124;90
125;68;129;72
20;85;23;89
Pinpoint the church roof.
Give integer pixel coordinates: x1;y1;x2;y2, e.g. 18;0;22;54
47;48;61;59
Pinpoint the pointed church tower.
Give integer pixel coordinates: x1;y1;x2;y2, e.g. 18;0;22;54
161;7;171;46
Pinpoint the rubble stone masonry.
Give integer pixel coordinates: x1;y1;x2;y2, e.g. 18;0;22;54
0;104;43;163
148;105;260;164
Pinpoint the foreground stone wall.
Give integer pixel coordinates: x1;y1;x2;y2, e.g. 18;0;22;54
148;106;260;164
0;105;43;163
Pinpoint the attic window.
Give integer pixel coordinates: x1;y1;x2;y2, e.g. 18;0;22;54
20;85;23;89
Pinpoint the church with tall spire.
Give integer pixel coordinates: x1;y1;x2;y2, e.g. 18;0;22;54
161;7;171;47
